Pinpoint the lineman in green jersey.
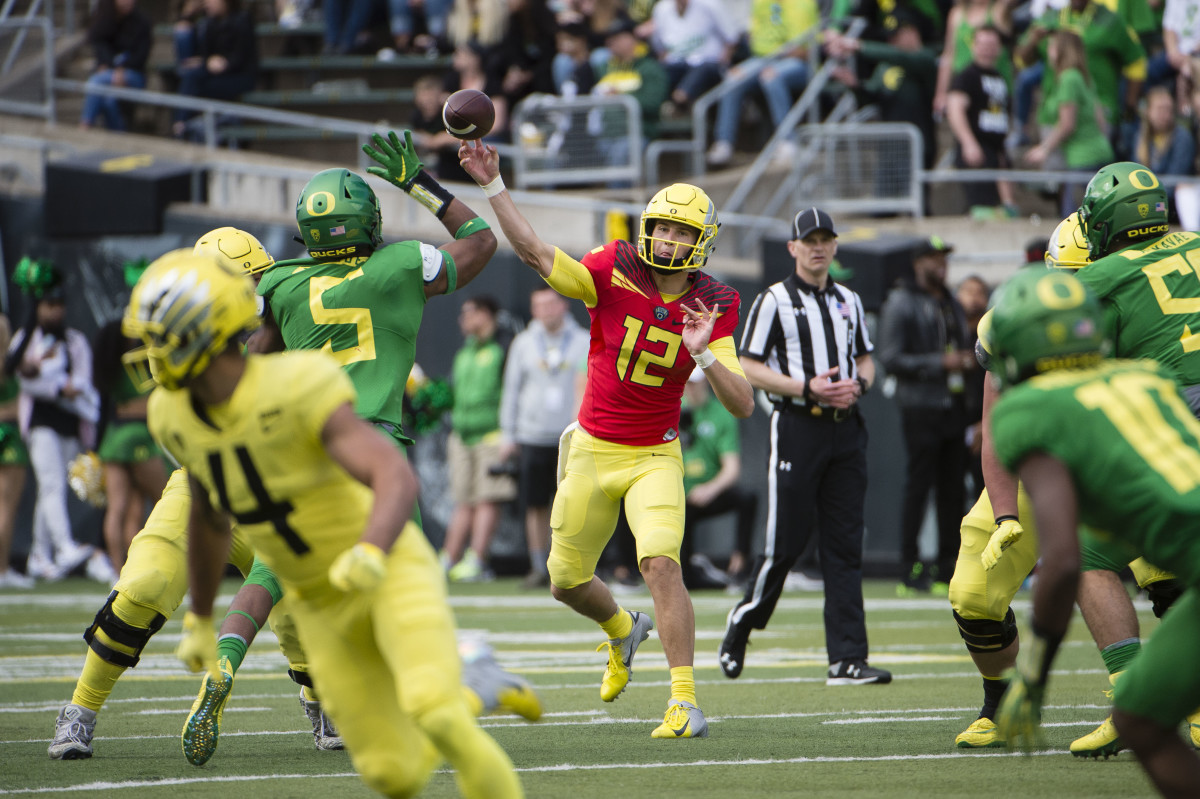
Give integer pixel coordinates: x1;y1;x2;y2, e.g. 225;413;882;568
991;268;1200;796
949;210;1191;755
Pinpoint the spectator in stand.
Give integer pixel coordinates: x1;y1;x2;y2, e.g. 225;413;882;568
824;14;939;198
1023;30;1114;215
933;0;1014;119
387;0;454;55
705;0;819;168
679;371;758;589
1014;0;1146;133
172;0;258;138
1164;0;1200;117
592;17;669;142
322;0;377;55
946;24;1017;219
833;0;946;47
82;0;152;132
441;296;516;583
499;287;589;589
553;21;597;96
642;0;740;112
1126;85;1196;176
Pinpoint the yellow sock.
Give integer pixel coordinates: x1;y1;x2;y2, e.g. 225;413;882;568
71;643;128;712
600;608;633;640
670;666;697;706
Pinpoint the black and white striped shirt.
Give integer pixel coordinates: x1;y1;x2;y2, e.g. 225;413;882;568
740;273;873;407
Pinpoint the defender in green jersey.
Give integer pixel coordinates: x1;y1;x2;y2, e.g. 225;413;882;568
990;267;1200;795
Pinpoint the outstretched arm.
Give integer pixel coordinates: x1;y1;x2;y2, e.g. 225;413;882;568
457;139;556;278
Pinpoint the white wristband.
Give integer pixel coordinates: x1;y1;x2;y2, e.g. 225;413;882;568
692;348;717;369
481;176;506;198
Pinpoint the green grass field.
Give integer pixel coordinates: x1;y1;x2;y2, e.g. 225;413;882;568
0;577;1161;797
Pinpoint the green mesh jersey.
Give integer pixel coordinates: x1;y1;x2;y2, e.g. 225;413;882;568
258;241;452;443
993;360;1200;586
1076;232;1200;386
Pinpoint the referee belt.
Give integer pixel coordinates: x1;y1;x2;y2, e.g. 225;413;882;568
775;400;856;422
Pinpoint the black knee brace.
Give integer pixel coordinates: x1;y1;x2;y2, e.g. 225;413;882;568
288;668;315;688
1146;578;1185;619
82;590;167;668
953;607;1018;654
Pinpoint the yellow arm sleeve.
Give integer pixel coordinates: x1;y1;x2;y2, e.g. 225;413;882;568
709;336;745;378
547;248;599;308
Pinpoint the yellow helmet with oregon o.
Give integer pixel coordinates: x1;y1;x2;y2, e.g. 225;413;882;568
1045;212;1090;270
637;183;720;271
194;227;275;276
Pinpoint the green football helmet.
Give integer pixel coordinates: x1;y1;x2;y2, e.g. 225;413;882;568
295;168;382;260
1078;161;1169;259
988;268;1109;389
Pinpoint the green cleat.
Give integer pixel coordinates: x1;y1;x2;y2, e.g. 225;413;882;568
1070;716;1123;759
182;658;234;766
955;717;1006;749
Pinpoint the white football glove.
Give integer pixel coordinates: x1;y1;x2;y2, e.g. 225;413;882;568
981;516;1024;571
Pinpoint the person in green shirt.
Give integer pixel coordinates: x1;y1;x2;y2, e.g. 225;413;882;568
679;372;758;587
443;295;516;582
1023;30;1114;215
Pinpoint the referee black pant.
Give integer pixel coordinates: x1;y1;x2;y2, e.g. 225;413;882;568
728;406;870;665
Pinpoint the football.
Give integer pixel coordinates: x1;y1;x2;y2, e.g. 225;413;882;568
442;89;495;140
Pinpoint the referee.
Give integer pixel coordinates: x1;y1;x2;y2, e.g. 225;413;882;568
718;207;892;686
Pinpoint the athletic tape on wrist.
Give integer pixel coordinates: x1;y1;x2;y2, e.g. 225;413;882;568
481;176;506;198
454;217;491;240
692;348;717;369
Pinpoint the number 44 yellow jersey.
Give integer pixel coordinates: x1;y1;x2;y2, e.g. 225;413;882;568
1080;231;1200;386
148;350;373;592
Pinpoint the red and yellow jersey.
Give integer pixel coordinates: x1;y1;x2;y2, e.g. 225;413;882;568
552;240;741;446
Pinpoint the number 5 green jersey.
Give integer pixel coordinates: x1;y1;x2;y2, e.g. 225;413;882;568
992;360;1200;587
258;241;455;444
1076;232;1200;386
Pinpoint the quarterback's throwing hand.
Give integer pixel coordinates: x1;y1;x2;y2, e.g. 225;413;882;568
176;611;220;678
329;542;387;592
981;517;1024;571
363;130;424;191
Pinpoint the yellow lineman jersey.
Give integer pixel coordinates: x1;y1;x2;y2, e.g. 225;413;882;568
149;351;372;592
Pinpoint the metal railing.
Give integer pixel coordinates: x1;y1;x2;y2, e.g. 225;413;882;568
510;93;642;189
0;15;55;119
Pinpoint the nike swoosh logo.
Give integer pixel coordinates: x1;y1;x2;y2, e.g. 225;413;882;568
671;721;689;737
671;320;683;326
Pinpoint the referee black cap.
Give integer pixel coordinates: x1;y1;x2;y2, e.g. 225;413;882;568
792;207;837;240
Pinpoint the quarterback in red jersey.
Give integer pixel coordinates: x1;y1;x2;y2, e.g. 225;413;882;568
460;142;754;739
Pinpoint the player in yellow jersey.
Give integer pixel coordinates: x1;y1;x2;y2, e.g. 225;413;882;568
125;250;522;798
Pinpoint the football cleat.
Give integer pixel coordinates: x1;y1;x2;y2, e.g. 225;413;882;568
300;690;344;750
182;657;234;766
955;717;1006;748
461;643;543;721
597;610;654;702
1070;715;1123;759
48;703;96;760
827;659;892;686
718;612;749;679
651;700;709;739
1189;709;1200;749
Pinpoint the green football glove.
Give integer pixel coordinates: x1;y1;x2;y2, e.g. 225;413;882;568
981;516;1024;571
329;542;387;592
363;130;424;191
176;611;219;678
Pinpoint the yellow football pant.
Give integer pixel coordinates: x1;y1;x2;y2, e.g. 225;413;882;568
290;522;521;799
547;427;685;589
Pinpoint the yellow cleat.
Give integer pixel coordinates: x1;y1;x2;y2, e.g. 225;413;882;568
1070;716;1123;759
182;657;234;766
1188;709;1200;750
651;701;709;739
955;717;1006;748
597;611;654;702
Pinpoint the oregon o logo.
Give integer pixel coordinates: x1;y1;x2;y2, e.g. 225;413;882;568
306;191;336;217
1129;169;1160;190
1037;273;1086;310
